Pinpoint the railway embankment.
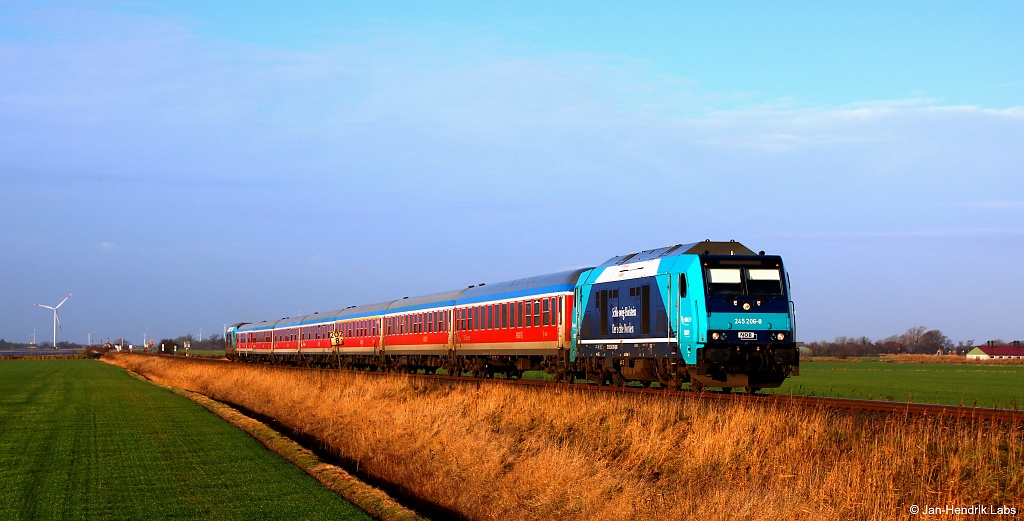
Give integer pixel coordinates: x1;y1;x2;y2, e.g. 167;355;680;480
105;353;1024;520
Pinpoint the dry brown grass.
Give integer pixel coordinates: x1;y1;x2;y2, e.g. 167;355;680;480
105;354;1024;520
880;354;1024;365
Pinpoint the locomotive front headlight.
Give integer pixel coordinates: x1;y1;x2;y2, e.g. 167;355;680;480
742;302;751;311
732;300;739;307
776;333;785;341
712;332;720;340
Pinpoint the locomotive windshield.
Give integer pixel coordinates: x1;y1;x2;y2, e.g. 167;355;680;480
704;260;785;297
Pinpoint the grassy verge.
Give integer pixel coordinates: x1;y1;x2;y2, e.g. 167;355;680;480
0;359;371;520
121;369;422;521
771;360;1024;408
106;353;1024;520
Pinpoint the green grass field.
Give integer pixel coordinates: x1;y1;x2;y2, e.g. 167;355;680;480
0;359;370;520
768;360;1024;409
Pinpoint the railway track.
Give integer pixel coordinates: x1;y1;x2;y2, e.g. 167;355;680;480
139;354;1024;422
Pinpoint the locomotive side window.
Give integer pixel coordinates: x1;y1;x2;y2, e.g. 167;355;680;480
641;284;651;335
679;274;687;298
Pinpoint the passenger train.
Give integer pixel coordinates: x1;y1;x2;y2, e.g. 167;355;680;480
226;240;798;392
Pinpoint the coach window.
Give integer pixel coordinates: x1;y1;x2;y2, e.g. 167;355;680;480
486;306;492;329
525;300;533;327
517;301;524;328
542;299;550;326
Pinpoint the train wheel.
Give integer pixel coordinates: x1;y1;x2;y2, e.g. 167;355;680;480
744;387;761;395
690;380;706;393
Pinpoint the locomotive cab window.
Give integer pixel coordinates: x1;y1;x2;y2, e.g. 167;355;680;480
746;268;783;295
706;268;743;296
704;261;786;297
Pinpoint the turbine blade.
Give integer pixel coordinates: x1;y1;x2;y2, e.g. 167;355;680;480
55;311;62;332
56;293;72;309
35;304;55;310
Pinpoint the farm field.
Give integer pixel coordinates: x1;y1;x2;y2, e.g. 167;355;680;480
0;359;371;520
768;359;1024;409
107;353;1024;520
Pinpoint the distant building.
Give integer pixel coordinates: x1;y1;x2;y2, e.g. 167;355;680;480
966;341;1024;360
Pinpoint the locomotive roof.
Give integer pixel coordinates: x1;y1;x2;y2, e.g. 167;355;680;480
457;268;591;305
597;240;755;267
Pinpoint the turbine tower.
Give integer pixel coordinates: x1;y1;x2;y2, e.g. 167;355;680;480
34;293;71;349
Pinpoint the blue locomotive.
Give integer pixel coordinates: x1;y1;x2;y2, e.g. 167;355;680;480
227;240;797;392
572;240;797;391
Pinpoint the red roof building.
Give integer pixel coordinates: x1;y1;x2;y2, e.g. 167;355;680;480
966;342;1024;359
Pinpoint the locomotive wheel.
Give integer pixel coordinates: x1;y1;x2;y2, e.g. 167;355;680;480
690;380;706;393
744;387;761;395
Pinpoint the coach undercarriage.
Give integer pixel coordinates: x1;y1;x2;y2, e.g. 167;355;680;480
231;344;795;394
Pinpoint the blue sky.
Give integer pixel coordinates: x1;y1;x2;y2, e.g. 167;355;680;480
2;1;1022;346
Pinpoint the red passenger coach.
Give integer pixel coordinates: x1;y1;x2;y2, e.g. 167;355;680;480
230;269;589;377
452;270;583;358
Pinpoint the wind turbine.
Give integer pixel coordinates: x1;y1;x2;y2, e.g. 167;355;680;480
34;293;71;349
